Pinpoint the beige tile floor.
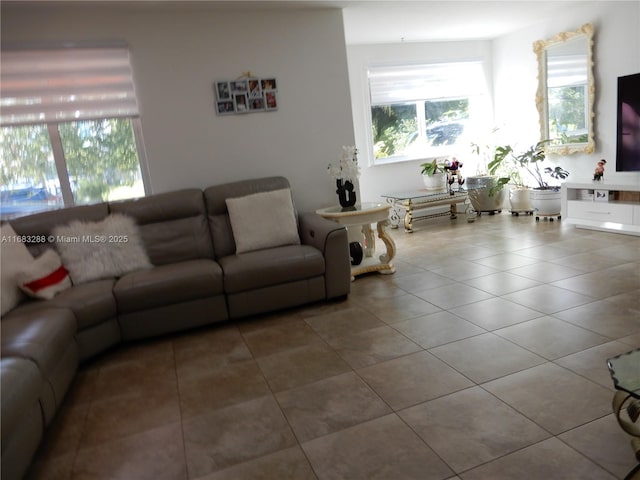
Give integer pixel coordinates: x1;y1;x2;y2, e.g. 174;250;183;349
26;212;640;480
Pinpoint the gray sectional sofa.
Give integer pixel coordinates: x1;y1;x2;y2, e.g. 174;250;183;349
0;176;350;480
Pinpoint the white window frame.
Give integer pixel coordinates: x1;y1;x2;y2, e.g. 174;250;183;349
42;118;151;207
367;60;489;166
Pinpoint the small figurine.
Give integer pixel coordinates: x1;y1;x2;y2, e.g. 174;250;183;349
445;157;464;194
593;159;607;181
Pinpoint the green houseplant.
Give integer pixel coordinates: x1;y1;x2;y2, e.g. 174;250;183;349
487;140;569;190
486;144;532;213
487;140;569;218
420;159;448;190
420;159;447;176
466;142;509;214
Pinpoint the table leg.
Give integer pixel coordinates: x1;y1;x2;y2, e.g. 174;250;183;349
613;390;640;479
361;224;375;257
376;219;396;274
387;199;401;229
450;201;458;219
465;197;476;222
404;204;414;233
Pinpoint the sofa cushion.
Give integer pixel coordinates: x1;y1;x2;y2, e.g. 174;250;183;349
204;176;292;259
53;214;152;284
109;189;214;265
113;259;223;313
226;188;300;254
219;244;324;294
0;357;44;480
0;357;43;449
9;202;110;258
33;279;117;331
0;307;76;377
16;249;71;300
1;223;34;315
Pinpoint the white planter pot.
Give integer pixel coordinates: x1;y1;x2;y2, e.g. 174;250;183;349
509;187;533;213
422;173;447;191
466;175;505;213
530;188;561;218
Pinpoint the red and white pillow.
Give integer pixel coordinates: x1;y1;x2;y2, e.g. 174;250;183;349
16;249;71;300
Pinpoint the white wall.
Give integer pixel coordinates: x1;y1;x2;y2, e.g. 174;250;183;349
1;5;356;212
491;0;640;184
347;40;493;202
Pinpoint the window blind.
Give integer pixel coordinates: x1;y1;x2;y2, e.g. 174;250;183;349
1;47;139;126
547;54;587;88
368;61;485;105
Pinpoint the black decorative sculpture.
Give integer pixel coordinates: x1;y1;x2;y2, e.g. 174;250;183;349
336;179;357;210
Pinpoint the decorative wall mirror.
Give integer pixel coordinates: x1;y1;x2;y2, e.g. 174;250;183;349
534;23;595;155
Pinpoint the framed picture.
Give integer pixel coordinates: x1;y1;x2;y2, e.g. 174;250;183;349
261;78;277;91
230;80;248;94
215;76;277;116
216;100;235;115
234;93;249;113
264;91;278;110
249;97;265;111
216;81;230;100
248;78;262;98
594;189;611;202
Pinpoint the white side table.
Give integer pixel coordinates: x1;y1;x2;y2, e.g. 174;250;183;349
316;202;396;279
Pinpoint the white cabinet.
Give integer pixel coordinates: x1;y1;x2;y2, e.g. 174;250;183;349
567;201;634;224
562;182;640;236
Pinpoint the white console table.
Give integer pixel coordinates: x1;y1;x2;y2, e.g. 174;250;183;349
562;181;640;236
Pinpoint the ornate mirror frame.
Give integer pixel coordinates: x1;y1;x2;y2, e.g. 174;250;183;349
534;23;595;155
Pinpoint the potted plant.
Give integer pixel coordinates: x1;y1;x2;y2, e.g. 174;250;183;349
466;143;508;214
487;144;532;214
488;140;569;219
420;159;448;191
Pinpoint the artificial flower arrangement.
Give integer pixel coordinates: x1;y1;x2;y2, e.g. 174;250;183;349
327;146;360;183
327;146;359;209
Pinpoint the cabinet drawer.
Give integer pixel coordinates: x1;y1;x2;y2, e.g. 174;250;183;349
567;200;634;223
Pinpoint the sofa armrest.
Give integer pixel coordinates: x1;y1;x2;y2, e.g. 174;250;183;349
298;212;350;298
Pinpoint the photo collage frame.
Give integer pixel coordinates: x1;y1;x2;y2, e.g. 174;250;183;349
215;77;278;115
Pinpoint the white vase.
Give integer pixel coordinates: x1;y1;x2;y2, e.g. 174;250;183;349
509;187;533;213
422;173;447;191
530;188;561;218
466;175;505;213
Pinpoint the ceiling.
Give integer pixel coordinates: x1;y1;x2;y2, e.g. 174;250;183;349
340;1;577;44
2;0;580;44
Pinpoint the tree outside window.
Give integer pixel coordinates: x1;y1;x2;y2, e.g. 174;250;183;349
372;98;471;160
548;85;588;144
368;61;487;164
1;119;145;220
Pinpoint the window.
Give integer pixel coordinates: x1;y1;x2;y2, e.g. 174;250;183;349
0;46;148;220
546;53;589;144
368;61;488;164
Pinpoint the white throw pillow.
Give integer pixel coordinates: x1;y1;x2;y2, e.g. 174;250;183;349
53;214;152;284
226;188;300;254
1;223;35;315
16;249;72;300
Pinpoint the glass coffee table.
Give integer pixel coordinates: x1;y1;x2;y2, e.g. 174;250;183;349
381;188;475;233
609;349;640;399
607;348;640;480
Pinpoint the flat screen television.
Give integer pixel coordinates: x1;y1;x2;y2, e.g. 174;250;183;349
616;72;640;171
